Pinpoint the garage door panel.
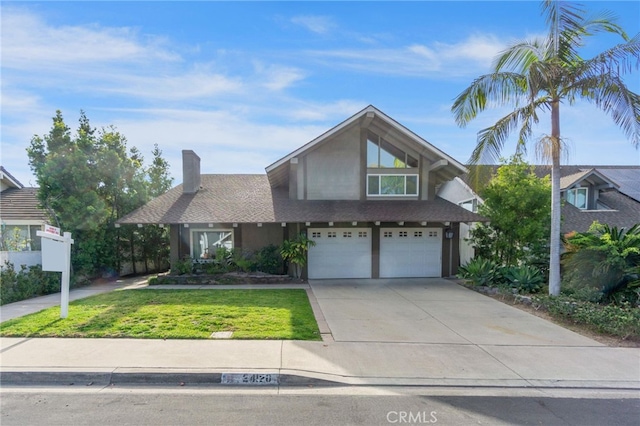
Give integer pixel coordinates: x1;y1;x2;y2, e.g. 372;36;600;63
380;228;441;278
308;228;372;279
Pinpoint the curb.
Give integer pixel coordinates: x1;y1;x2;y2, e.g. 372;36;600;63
0;371;342;388
3;371;640;390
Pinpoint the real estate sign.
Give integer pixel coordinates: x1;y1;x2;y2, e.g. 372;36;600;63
37;226;74;318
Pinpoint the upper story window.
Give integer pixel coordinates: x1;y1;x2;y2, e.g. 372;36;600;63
367;131;418;168
459;199;478;213
367;174;418;196
566;187;588;210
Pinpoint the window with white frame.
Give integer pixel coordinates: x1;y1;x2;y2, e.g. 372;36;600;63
566;188;588;210
459;198;478;213
191;229;233;259
0;224;42;251
367;131;418;169
367;174;419;196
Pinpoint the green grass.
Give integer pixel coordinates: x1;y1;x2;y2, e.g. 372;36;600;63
0;289;321;340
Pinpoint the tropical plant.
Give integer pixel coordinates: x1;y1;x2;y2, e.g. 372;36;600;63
280;233;316;279
457;257;502;287
452;0;640;295
503;265;545;293
563;222;640;303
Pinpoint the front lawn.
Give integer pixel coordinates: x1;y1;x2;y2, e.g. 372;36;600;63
0;289;321;340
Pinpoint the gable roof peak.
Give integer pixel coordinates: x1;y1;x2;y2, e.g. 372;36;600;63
265;105;467;177
0;166;24;190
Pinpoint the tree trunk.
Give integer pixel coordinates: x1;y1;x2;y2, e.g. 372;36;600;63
549;100;562;296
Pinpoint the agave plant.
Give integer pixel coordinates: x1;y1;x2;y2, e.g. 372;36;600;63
503;265;545;293
457;258;502;287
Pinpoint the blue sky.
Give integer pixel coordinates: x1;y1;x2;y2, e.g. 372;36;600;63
2;1;639;186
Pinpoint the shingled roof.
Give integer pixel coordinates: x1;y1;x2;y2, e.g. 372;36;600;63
0;187;49;222
562;190;640;233
117;174;485;225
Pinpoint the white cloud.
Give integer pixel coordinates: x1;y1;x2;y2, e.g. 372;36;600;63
290;15;336;35
304;34;505;78
1;8;179;70
252;63;306;91
110;108;330;180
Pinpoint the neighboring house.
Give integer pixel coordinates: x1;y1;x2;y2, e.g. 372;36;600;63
0;166;48;267
438;165;640;264
118;105;485;279
554;166;640;234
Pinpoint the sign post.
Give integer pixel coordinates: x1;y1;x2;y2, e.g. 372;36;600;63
37;226;74;318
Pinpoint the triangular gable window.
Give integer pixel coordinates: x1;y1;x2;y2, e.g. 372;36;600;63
367;131;418;168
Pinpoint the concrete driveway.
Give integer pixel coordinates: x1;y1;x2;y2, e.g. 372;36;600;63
309;278;602;346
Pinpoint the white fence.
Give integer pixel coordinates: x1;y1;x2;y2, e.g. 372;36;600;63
0;251;42;268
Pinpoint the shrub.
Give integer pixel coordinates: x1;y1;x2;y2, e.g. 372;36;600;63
171;257;193;275
214;247;235;270
457;258;502;286
534;295;640;339
563;222;640;303
255;244;283;275
0;262;61;305
503;265;545;293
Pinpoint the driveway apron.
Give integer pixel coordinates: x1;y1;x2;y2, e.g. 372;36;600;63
308;278;602;346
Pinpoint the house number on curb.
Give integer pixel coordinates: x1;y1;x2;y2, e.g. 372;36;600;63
221;373;279;385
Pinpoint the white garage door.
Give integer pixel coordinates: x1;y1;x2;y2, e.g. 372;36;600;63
380;228;442;278
308;228;372;279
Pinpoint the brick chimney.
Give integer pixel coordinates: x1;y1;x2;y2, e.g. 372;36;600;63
182;150;201;194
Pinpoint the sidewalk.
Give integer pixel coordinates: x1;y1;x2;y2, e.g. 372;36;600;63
1;278;639;390
0;275;149;323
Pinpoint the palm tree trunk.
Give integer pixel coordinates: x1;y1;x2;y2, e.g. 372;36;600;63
549;100;562;296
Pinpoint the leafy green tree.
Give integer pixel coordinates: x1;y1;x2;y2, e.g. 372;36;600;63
138;145;173;272
27;110;172;278
452;1;640;295
469;156;551;269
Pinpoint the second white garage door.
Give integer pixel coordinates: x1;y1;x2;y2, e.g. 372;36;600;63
307;228;372;279
380;228;442;278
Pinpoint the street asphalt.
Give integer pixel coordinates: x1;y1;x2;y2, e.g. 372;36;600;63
1;276;639;391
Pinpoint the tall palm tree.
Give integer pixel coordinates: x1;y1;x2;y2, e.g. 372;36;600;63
452;0;640;295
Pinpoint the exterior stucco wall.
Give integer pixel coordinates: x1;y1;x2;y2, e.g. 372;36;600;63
437;178;477;204
305;126;361;200
438;178;479;268
0;251;42;268
240;223;284;253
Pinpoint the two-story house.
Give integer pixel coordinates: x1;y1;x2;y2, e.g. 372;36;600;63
117;106;484;279
438;164;640;265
